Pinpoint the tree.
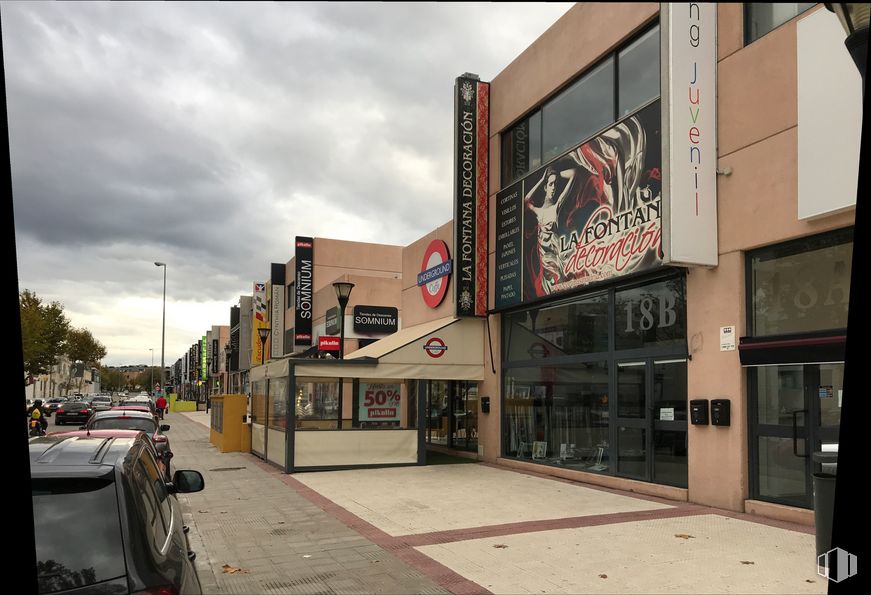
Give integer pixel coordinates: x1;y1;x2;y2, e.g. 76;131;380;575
20;290;71;380
66;328;108;391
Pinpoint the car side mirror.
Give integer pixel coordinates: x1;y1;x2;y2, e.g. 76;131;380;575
160;424;170;431
168;470;204;494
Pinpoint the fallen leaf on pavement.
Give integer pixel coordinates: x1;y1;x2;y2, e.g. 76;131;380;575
221;565;249;574
493;544;509;549
599;574;608;579
740;561;755;565
674;534;695;539
197;510;209;514
806;580;816;583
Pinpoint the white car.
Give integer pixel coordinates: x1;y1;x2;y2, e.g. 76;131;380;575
91;395;114;412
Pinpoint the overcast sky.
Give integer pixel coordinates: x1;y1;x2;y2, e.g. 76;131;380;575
4;1;574;368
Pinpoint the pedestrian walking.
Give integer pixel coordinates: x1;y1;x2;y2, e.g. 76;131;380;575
155;394;167;420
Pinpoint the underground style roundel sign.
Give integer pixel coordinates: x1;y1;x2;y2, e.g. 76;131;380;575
424;337;448;358
417;240;452;309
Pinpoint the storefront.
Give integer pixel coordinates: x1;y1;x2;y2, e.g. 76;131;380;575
251;316;486;471
741;228;850;509
501;271;688;487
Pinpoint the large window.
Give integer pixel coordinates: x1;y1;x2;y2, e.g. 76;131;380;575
748;228;851;337
502;272;687;486
745;3;816;44
295;378;339;429
501;23;660;187
268;377;288;431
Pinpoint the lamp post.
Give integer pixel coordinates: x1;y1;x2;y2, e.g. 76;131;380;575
826;3;869;91
257;327;271;367
224;343;233;393
154;262;167;395
333;281;354;429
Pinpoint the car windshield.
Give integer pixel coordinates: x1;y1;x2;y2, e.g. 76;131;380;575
33;477;126;593
91;418;156;433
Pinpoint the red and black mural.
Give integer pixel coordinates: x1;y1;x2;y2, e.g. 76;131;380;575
495;101;662;309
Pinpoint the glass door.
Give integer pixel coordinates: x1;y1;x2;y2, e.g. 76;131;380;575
615;359;688;486
750;363;843;508
426;381;449;446
451;381;478;452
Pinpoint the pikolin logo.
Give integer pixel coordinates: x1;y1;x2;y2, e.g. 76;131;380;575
818;548;858;583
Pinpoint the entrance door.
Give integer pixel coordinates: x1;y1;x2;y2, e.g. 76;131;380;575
615;359;688;487
751;363;843;508
451;381;478;452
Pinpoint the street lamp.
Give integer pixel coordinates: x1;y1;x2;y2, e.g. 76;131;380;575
332;281;354;429
154;262;167;395
257;327;271;367
224;343;233;393
826;3;870;90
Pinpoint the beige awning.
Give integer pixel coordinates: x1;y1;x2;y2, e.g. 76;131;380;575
292;316;486;380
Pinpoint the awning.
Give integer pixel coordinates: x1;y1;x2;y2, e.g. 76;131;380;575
292;315;486;380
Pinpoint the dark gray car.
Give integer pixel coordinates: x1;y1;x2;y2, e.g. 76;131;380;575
30;433;205;594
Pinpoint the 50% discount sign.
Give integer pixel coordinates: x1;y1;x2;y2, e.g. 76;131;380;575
358;382;401;422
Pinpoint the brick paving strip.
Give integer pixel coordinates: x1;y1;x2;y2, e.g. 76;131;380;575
175;411;815;594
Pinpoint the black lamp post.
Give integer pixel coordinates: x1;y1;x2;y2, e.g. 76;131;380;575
257;327;271;367
333;281;355;429
224;344;233;393
826;3;869;91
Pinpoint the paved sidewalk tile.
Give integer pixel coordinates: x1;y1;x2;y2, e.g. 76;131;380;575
168;411;449;595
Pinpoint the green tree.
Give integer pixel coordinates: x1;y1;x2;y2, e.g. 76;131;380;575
99;366;126;393
20;290;71;381
66;328;108;391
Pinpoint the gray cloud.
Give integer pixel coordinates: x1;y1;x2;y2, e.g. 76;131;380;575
4;1;573;365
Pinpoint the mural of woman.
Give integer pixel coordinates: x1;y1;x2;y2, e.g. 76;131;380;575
524;164;577;295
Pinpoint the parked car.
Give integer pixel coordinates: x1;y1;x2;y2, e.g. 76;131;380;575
53;401;94;426
90;394;114;412
48;428;172;481
30;432;204;594
81;410;174;480
119;396;158;417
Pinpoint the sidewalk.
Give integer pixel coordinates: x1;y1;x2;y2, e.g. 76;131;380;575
171;410;825;594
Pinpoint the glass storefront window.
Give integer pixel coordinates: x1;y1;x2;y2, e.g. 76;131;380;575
295;379;338;429
615;276;686;351
749;229;852;337
745;3;816;44
542;56;615;163
504;362;610;473
251;380;266;425
501;112;542;187
618;25;660;117
504;293;609;361
354;380;402;428
268;377;287;432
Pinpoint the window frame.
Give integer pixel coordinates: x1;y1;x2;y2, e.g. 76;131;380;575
744;3;817;46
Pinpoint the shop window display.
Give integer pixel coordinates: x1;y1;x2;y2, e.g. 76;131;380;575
504;363;610;472
295;379;338;429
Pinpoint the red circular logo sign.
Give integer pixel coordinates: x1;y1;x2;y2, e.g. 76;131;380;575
419;240;451;309
423;337;448;358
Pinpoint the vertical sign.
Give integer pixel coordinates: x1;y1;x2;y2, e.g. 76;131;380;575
494;181;523;309
200;336;207;381
662;2;718;266
270;263;286;358
295;237;314;346
252;282;267;365
453;73;489;317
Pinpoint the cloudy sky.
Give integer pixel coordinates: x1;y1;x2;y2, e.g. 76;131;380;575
4;2;574;367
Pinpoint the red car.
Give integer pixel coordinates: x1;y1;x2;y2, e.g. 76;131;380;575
80;411;174;480
47;429;171;480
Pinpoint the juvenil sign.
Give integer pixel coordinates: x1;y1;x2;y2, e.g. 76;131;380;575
294;236;314;346
661;2;718;266
353;305;398;334
453;73;489;318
